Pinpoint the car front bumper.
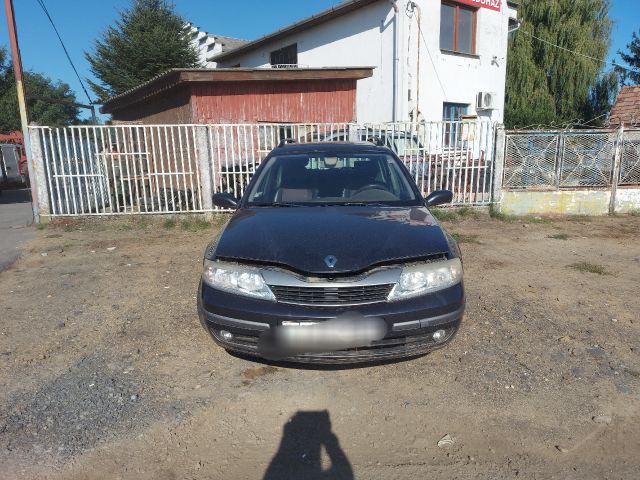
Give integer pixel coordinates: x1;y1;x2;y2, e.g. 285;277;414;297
197;281;465;364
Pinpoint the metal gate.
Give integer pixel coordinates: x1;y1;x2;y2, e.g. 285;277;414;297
30;120;496;217
503;128;640;190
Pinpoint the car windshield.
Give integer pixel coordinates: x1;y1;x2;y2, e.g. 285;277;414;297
392;136;422;156
247;153;420;206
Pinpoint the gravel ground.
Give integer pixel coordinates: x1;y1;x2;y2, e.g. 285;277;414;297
0;212;639;479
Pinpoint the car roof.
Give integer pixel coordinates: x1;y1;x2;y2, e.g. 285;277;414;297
270;141;392;155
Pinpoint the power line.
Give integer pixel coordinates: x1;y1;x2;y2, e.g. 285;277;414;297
34;0;94;104
520;28;640;75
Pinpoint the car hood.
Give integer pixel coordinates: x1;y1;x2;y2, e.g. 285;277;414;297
212;206;451;275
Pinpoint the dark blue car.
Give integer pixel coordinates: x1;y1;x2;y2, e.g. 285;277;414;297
198;141;465;364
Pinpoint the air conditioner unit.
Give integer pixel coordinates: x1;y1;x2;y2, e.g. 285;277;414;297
477;92;497;110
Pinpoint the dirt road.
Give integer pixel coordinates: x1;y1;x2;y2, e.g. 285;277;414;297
1;213;639;479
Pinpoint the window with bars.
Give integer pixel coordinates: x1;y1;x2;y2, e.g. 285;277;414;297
270;44;298;66
440;2;477;55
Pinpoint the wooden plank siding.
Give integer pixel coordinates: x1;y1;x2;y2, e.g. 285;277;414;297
110;87;193;125
190;79;357;124
104;68;373;125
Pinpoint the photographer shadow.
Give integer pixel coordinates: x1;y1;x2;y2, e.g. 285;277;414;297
263;410;353;480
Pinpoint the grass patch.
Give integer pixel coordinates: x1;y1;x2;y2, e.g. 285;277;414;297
430;208;459;222
451;233;481;244
489;208;554;224
548;233;570;240
455;206;481;220
179;217;213;232
569;262;608;275
629;209;640;217
567;215;592;223
163;218;176;230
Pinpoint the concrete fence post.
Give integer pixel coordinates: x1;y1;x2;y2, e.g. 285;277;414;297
609;124;624;216
28;126;50;221
195;126;213;218
492;125;506;209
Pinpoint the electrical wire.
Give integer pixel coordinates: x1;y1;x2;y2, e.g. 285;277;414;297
34;0;94;104
418;28;448;100
520;28;640;75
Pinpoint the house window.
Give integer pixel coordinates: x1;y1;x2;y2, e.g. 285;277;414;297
443;102;469;122
443;102;469;147
270;44;298;66
440;2;476;55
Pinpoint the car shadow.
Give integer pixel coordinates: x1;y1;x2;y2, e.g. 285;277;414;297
0;188;31;205
228;350;428;371
263;411;353;480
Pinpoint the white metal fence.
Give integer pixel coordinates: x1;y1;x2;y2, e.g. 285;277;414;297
503;127;640;190
30;120;496;217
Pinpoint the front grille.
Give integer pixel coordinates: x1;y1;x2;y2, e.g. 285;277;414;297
269;284;394;306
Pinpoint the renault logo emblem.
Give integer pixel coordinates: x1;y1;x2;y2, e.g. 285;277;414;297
324;255;338;268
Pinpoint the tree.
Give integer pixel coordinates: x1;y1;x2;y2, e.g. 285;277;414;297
0;47;79;133
505;0;617;128
616;30;640;86
85;0;201;101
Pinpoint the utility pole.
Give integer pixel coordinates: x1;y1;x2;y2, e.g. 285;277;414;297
4;0;39;222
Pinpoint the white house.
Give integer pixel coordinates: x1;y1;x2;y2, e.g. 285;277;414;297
211;0;518;124
187;23;248;68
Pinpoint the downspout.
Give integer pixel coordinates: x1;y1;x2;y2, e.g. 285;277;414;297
414;2;422;121
388;0;399;122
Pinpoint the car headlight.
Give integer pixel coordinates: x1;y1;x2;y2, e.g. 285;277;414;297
202;260;275;301
388;258;462;301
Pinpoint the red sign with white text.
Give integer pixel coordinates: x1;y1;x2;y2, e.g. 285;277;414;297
455;0;501;11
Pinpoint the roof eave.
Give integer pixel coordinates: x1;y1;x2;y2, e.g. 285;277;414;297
101;67;375;114
210;0;381;63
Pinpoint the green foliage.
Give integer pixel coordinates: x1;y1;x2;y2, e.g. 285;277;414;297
0;48;79;133
616;30;640;86
505;0;617;128
85;0;201;100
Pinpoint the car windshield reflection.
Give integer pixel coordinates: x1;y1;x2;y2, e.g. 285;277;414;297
247;153;420;207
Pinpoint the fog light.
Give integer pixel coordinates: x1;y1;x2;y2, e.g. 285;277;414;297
220;330;234;341
432;329;447;343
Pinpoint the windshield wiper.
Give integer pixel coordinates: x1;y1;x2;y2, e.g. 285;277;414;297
314;202;390;207
250;202;307;208
328;202;391;207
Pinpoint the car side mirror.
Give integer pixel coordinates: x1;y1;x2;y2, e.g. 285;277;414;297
425;190;453;207
212;192;239;209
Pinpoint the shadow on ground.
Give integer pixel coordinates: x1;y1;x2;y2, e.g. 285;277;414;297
263;411;353;480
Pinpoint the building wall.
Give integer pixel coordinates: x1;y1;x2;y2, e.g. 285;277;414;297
111;87;193;124
413;0;516;123
216;0;517;124
216;1;396;123
190;80;357;124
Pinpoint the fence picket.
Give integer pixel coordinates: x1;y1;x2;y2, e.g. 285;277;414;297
30;121;498;216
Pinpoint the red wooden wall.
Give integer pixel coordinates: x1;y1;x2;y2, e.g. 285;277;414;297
190;79;357;124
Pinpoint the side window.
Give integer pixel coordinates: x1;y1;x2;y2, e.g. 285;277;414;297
440;2;476;55
270;44;298;66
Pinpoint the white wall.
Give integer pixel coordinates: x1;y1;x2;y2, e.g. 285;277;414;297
409;1;517;123
217;1;397;123
216;0;516;124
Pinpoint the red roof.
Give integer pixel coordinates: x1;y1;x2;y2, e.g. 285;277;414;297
610;85;640;127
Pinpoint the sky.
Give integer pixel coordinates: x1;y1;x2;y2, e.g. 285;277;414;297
0;0;638;120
